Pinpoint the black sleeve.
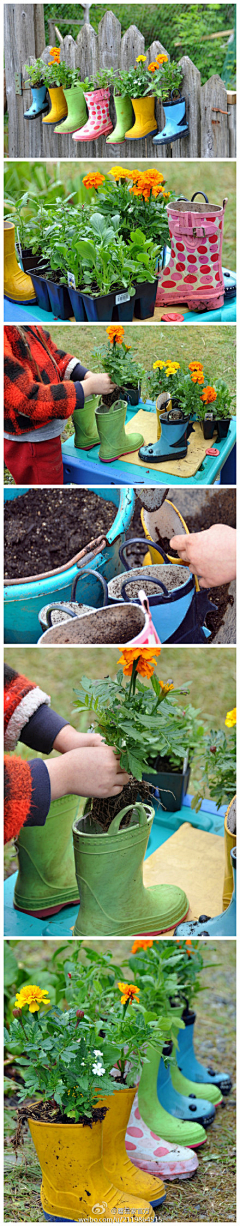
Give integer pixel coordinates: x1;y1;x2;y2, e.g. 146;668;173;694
71;363;89;381
20;704;69;755
24;759;51;827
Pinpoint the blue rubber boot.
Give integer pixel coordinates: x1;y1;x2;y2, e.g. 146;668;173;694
24;86;49;119
157;1046;215;1128
174;847;236;938
139;408;190;464
153;97;189;146
176;1006;232;1096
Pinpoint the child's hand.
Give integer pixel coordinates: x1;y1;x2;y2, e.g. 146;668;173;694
53;726;103;753
170;524;236;588
46;745;130;801
82;372;116;397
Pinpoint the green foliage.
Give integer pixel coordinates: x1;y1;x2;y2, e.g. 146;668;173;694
192;725;236;811
128;940;206;1011
91;329;145;390
92;171;174;247
145;360;234;422
24;59;47;87
196;378;235;421
146;60;184;103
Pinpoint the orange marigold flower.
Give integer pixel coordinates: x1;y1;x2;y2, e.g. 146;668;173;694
109;166;130;181
49;46;61;62
106;325;124;345
131;939;153;954
118;982;140;1004
200;386;217;404
191;371;204;384
188;362;204;371
148;62;159;73
117;648;161;678
143;170;165;185
82;172;105;190
156;53;168;64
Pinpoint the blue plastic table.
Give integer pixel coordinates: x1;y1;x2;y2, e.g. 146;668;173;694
4;796;226;937
4;297;236;324
62;402;236;487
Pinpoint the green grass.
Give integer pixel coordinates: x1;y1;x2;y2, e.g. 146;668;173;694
4;939;236;1222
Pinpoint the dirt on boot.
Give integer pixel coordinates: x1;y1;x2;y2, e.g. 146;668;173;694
4;489;116;580
226;796;236;834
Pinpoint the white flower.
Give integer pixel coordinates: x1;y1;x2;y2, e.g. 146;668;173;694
92;1061;105;1076
93;1049;103;1057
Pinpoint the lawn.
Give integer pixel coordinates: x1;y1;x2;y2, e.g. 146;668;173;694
4;938;236;1222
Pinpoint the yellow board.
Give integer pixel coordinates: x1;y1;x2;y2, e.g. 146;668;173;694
124;410;216;477
143;823;224;934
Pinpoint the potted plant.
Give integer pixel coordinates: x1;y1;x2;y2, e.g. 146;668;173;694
145;56;189;147
67;212;136;323
196;378;235;440
24;58;49;120
119;57;158;141
107;72;134;145
40;48;70;126
92;324;145;406
85;165;173;250
145;358;205;442
53;70;88;136
5;981;161;1221
72;68;115;142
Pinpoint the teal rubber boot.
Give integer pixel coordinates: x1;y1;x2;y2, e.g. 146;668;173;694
96;399;144;463
171;1060;222;1105
139;408;190;464
153;97;189;146
24;85;49;119
73;395;100;449
176;1006;232;1096
138;1044;207;1148
54;84;88;134
174;847;236;937
73;802;189;936
106;94;134;143
14;795;80;918
157;1049;215;1126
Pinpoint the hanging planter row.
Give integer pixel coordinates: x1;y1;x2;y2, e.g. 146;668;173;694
24;49;189;147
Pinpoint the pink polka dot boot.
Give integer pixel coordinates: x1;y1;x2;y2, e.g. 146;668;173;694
72;87;113;140
157;192;227;313
125;1092;199;1181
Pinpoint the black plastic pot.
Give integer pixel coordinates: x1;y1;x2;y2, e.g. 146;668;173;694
203;414;215;440
143;759;191;812
81;289;136;324
21;248;42;273
68;285;86;322
216;418;231;440
44;272;72;320
119;382;141;406
134;278;158;320
30;267;51;313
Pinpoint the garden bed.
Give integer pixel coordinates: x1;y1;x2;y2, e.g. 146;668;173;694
4;489;116;580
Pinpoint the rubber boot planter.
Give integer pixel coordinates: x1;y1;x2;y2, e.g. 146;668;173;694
54;83;87;134
96;398;144;462
125;96;158;140
106;94;134;143
157;1045;215;1126
24;85;48;119
138;1044;207;1148
139;407;190;464
156;192;227;312
153;96;189;146
223;795;236;909
174;847;236;937
13;795;80;918
42;86;67;126
73;396;100;449
99;1087;166;1206
72;802;189;936
175;1004;232;1096
73;87;113;140
28;1115;156;1222
4;222;36;304
125;1091;199;1180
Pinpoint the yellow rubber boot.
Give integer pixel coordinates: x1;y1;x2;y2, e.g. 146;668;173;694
42;86;68;125
28;1116;156;1221
223;795;236;910
4;222;36;304
100;1087;166;1207
125;96;157;139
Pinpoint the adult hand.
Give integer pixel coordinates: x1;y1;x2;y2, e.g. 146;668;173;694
46;745;130;802
170;524;236;588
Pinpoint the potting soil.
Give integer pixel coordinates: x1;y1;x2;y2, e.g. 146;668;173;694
112;563;188;599
4;489;116;580
41;606;145;644
15;1102;106;1133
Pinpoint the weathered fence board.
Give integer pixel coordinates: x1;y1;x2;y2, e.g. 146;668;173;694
4;5;236;160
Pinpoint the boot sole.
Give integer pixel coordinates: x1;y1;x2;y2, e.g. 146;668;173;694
14;897;80;918
126;129;158;140
138;449;187;464
24;111;49;119
99;447;144;462
153;127;189;145
4;292;37;304
157;292;225;311
75;904;190;937
73;124;113;140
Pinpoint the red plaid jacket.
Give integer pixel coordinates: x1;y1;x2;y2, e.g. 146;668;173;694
4;664;50;842
4;325;84;435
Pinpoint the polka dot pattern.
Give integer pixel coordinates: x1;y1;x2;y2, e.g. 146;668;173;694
74;88;113;140
157;205;225;308
125;1093;199;1181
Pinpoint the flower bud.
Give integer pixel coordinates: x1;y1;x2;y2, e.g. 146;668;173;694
76;1009;84;1021
210;746;216;754
13;1009;22;1019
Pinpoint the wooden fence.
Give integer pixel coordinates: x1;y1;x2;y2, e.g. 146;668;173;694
4;4;236;160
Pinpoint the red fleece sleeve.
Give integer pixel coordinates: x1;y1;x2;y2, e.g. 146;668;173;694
4;756;33;843
42;330;80;381
4;333;78;434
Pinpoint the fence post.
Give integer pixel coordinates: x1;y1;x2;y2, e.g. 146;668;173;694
171;56;201;159
4;3;36;157
201;75;229;157
98;11;121;157
227;90;236;157
145;42;170;160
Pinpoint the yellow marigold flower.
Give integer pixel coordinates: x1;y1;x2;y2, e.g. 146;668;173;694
118;982;140;1004
153;360;166;370
109;166;129;181
159;679;174;695
200;386;217;404
225;708;236;727
131;939;153;954
14;985;50;1013
191;371;204;385
82;173;105;190
117;648;161;678
136;55;147;63
49;47;61;62
106;325;124;345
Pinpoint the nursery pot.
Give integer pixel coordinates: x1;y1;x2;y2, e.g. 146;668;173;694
118;381;141;406
203;413;215;440
38;598;159;646
42;270;72;320
134;278;158;320
216;417;231;440
81;288;136;324
4;486;135;644
28;1114;151;1222
67;283;86;321
115;538;196;641
143;756;190;813
30;265;51;312
20;248;42;273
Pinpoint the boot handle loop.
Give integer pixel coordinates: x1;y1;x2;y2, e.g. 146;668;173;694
121;577;170;602
45;604;77;627
191;191;209;203
107;802;151;836
118;538;170;570
71;567;108;605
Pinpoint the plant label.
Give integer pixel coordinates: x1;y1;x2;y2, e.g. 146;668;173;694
115;291;130;305
68;272;76;289
16;228;22;260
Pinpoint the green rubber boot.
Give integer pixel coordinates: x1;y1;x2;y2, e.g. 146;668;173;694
96;399;144;463
13;795;80;918
139;1044;207;1149
106;94;134;143
171;1061;222;1105
73;395;100;449
73;802;189;936
54;84;88;134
